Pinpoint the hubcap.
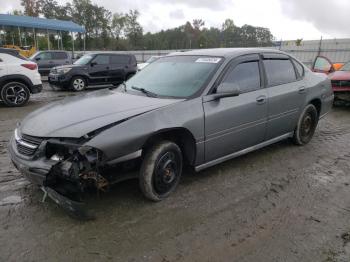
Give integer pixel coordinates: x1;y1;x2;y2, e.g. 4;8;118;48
301;113;313;138
73;79;85;90
153;151;180;195
5;85;27;105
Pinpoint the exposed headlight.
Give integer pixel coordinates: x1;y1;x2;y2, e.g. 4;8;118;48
57;68;72;74
50;154;64;161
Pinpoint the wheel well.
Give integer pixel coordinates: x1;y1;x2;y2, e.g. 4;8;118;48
71;75;88;84
309;99;322;117
1;78;30;91
142;128;197;166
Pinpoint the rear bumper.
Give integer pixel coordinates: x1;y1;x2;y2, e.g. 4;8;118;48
31;84;43;94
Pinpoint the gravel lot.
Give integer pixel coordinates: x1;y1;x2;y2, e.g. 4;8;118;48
1;84;350;262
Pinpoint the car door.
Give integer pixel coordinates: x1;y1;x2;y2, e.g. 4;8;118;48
88;54;110;85
203;54;268;162
109;55;129;83
0;54;8;78
262;54;306;140
312;56;334;74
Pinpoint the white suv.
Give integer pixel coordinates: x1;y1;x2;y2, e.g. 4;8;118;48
0;48;42;107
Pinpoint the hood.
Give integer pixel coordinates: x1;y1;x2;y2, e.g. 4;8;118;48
329;70;350;80
20;90;181;138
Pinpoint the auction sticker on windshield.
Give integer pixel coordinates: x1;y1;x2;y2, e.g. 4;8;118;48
195;57;222;63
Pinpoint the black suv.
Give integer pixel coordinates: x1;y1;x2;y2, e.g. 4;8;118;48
48;53;137;91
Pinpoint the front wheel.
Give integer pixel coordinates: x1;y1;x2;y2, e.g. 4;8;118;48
70;76;86;91
0;82;30;107
293;104;318;145
139;141;183;201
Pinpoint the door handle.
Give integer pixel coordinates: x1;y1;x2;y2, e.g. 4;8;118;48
298;86;306;94
256;95;267;105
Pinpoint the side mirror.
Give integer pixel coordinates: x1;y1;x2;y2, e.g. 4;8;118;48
213;83;240;99
35;57;41;61
90;61;97;67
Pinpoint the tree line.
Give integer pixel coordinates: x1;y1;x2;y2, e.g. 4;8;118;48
6;0;274;51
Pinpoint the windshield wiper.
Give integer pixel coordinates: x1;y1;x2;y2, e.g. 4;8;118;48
131;86;158;97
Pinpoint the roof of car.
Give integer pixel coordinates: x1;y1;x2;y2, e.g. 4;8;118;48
88;52;134;57
0;48;19;55
36;50;70;53
169;48;286;58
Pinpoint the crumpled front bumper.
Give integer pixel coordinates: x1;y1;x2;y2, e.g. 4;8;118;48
8;135;54;186
8;136;94;219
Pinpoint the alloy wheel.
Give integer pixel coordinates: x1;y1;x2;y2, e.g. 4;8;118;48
5;84;28;105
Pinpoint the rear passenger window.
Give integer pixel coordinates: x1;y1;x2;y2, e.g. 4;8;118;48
263;59;297;86
36;52;52;60
93;55;109;65
53;52;68;60
111;55;130;64
222;61;261;93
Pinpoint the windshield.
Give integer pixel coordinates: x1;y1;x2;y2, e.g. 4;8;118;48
74;54;93;65
340;62;350;71
125;55;222;98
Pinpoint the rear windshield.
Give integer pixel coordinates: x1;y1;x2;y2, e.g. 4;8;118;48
125;55;222;98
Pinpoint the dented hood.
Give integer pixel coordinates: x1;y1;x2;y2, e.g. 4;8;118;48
20;90;180;138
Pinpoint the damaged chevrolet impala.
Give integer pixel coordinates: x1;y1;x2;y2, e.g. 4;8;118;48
8;48;333;218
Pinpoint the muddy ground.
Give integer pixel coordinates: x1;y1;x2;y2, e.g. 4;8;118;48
1;84;350;262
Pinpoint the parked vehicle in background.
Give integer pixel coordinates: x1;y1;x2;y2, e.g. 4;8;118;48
312;55;350;102
0;48;42;107
30;51;73;76
8;48;333;216
137;56;162;71
48;53;137;91
2;44;37;58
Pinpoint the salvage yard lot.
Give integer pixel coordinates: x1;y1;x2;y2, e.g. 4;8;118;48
1;83;350;261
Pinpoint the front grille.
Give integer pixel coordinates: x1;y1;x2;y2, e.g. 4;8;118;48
16;134;44;156
331;80;350;87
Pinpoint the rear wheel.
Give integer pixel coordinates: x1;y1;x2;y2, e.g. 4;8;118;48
0;82;30;107
293;104;318;145
139;141;183;201
70;76;86;91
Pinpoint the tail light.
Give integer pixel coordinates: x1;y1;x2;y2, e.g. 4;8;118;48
21;64;37;70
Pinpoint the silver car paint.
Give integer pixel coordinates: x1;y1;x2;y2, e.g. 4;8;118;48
17;48;333;170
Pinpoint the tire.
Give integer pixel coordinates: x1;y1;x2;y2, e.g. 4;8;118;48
293;104;318;145
139;141;183;201
0;82;30;107
70;76;86;91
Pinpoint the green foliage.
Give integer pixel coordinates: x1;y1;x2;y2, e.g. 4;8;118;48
15;0;274;51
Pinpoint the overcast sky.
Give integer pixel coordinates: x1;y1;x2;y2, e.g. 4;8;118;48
1;0;350;40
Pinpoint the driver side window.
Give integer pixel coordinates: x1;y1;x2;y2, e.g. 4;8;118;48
222;61;261;94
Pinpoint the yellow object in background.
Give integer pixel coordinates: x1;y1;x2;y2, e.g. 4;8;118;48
2;45;37;58
333;63;344;71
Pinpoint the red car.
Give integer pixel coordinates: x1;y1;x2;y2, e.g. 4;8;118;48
312;56;350;102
